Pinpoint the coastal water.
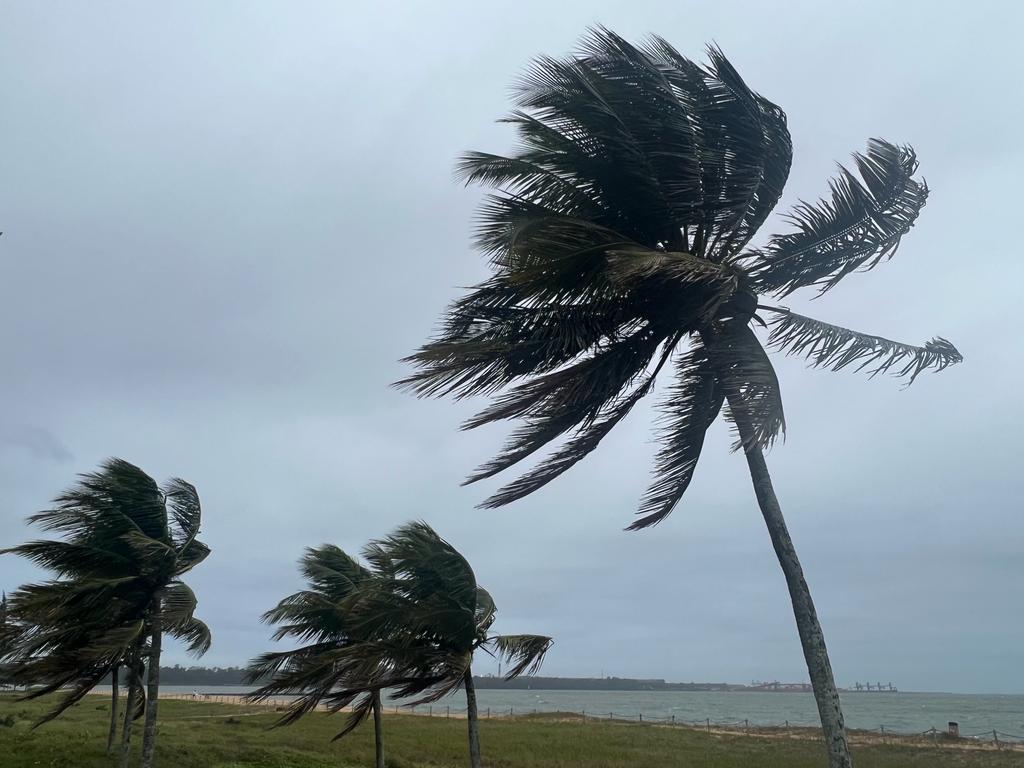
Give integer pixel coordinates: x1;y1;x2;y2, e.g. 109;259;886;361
161;686;1024;739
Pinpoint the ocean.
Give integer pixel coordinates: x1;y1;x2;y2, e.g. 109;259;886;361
160;686;1024;739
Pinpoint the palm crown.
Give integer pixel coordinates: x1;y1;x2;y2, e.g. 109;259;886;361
341;522;552;705
249;523;551;743
1;458;210;722
246;545;384;732
400;28;961;529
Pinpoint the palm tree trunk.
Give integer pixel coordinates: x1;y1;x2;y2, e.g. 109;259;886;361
107;663;119;755
140;599;163;768
730;400;852;768
463;668;481;768
372;689;385;768
119;651;140;768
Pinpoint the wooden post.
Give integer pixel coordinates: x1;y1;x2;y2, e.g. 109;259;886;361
639;712;643;722
745;719;749;733
993;730;999;748
706;718;710;733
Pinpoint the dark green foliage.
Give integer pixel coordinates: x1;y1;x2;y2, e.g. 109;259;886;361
0;459;211;724
248;522;552;743
400;27;962;529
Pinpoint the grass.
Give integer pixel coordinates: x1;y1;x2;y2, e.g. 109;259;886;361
1;694;1019;767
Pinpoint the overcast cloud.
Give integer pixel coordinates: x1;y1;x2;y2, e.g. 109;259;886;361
1;1;1021;694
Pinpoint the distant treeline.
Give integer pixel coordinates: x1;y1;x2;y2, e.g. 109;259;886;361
472;676;743;692
100;668;744;691
97;666;256;686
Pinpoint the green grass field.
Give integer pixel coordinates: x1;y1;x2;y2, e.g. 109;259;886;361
0;694;1017;767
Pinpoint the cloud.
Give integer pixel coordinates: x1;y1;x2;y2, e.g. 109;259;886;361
0;1;1021;694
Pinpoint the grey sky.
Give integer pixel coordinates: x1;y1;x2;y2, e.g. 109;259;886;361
1;2;1020;694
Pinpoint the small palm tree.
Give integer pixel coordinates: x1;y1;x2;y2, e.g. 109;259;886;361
400;29;961;768
1;458;211;768
246;545;390;768
339;522;552;768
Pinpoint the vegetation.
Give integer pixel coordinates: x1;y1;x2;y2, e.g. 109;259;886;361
400;27;961;768
0;458;212;768
1;694;1018;768
247;522;552;768
246;545;389;768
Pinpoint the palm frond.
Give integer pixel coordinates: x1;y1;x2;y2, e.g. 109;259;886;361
27;458;165;543
161;581;198;627
0;540;130;579
163;477;201;551
474;587;497;636
167;616;211;656
486;634;553;679
460;325;663;488
630;340;724;530
764;308;962;384
174;539;211;575
746;139;928;296
707;323;785;450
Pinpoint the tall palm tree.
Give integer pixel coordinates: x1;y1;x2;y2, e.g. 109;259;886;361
1;458;211;768
399;28;961;768
337;522;552;768
246;545;390;768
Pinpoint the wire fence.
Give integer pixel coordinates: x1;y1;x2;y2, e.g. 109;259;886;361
160;693;1024;747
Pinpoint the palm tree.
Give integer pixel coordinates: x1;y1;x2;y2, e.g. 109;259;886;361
246;545;390;768
399;28;961;768
337;522;552;768
1;458;211;768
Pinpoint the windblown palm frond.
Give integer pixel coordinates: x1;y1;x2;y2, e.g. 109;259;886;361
631;340;723;530
245;544;384;738
486;634;553;679
764;308;962;383
167;616;211;656
744;139;928;296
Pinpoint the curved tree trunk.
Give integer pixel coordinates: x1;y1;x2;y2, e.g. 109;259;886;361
119;651;141;768
140;600;163;768
730;398;852;768
463;668;481;768
372;689;385;768
107;663;119;755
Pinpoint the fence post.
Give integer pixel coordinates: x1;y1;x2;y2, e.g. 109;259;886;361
639;712;643;722
582;709;585;720
486;707;490;719
671;715;675;725
993;730;999;748
609;712;613;720
706;718;710;733
744;719;749;733
446;705;450;719
510;706;514;717
429;706;432;717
